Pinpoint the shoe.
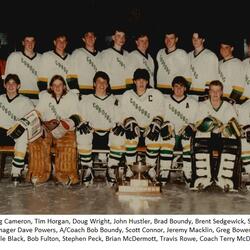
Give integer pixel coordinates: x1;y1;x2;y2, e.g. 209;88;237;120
158;169;169;185
11;175;21;186
106;167;117;185
82;167;94;186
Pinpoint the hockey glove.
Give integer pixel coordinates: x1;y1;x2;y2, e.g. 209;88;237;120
69;114;81;127
124;117;140;140
77;121;93;135
7;117;29;140
223;117;242;138
143;116;163;141
160;121;174;140
112;123;125;136
196;116;222;133
179;124;195;140
243;125;250;142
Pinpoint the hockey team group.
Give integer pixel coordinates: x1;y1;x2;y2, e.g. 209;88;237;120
1;30;250;192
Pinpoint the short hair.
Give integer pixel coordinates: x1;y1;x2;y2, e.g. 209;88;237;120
172;76;188;88
4;74;21;85
209;80;224;91
164;31;178;37
192;32;206;39
93;71;111;93
133;68;150;82
21;33;36;41
53;33;68;41
135;32;149;41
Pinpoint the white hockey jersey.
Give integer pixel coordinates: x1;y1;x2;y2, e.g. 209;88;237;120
5;52;41;99
127;49;155;88
189;48;219;95
242;57;250;99
164;95;199;132
79;94;118;131
238;99;250;126
156;48;191;93
218;57;245;99
100;48;129;94
70;47;102;92
120;88;165;128
37;50;71;91
0;94;34;129
195;99;237;124
35;91;79;122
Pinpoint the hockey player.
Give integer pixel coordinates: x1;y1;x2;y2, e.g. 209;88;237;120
127;33;155;88
242;38;250;101
100;27;130;96
120;68;168;182
76;71;124;186
4;34;41;105
13;75;81;185
70;31;102;96
37;33;75;92
156;32;191;95
160;76;199;185
193;80;240;191
0;74;34;183
218;38;245;104
188;32;219;99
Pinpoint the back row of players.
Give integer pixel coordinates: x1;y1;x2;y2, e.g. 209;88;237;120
2;30;250;103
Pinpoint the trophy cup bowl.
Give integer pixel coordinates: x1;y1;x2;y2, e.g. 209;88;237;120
131;161;150;179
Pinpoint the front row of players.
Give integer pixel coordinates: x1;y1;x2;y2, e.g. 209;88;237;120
2;69;250;191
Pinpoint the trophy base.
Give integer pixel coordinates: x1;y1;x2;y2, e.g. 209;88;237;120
117;179;161;195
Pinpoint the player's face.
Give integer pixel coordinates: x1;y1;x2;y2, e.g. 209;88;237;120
136;36;149;52
112;31;126;47
192;33;204;49
135;79;148;94
209;85;223;102
173;83;186;98
94;77;108;94
220;44;233;59
22;37;35;52
83;32;96;47
51;79;65;97
164;34;178;50
54;36;67;52
4;79;19;96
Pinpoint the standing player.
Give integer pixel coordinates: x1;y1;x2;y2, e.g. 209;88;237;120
156;32;191;95
0;74;34;183
127;33;155;88
5;34;41;104
242;38;250;101
188;32;219;99
100;27;129;97
218;38;245;103
70;31;102;96
77;71;124;186
37;33;75;92
161;76;199;185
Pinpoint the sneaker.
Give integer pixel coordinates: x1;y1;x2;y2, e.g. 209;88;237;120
82;167;94;186
158;169;169;185
11;175;21;186
106;167;117;185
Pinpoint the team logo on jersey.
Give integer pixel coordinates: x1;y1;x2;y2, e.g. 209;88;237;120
116;57;126;69
93;103;112;123
0;102;18;121
218;68;226;83
159;55;170;74
190;64;198;79
169;103;188;123
21;58;38;76
48;102;61;120
55;60;68;74
130;98;150;118
86;56;97;72
142;58;154;77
